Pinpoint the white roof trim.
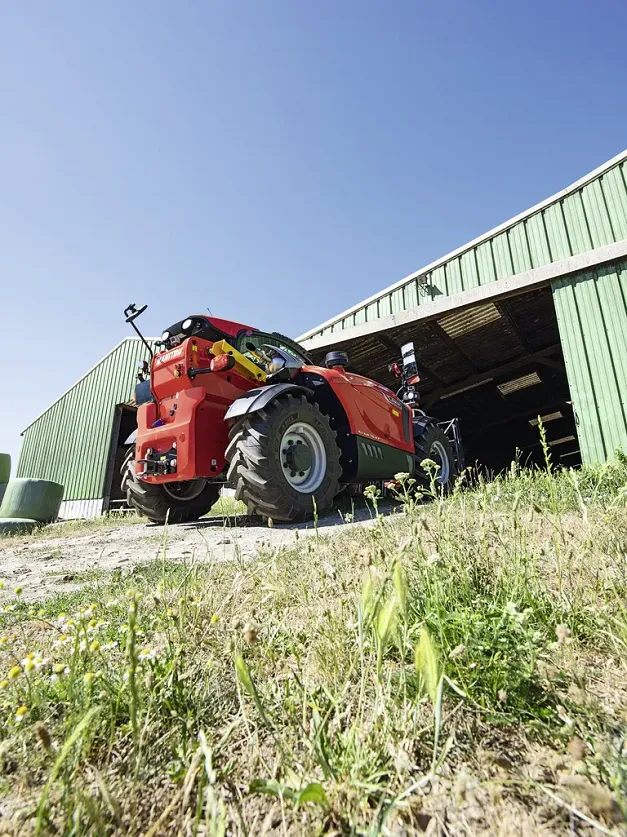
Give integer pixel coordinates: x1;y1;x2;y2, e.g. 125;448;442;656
21;337;156;435
298;148;627;341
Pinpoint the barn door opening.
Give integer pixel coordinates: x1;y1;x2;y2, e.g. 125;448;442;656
103;405;138;513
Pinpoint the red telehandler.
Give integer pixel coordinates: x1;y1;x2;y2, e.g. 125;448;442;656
122;304;461;523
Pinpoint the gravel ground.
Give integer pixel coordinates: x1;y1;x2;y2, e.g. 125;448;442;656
0;505;383;603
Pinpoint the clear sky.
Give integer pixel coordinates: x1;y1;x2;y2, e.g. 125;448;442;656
1;0;626;473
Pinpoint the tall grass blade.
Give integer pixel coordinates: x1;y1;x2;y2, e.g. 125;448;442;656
414;626;441;703
36;706;100;834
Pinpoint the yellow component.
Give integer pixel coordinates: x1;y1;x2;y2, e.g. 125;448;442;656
174;369;181;377
392;409;400;417
192;343;198;352
210;339;267;382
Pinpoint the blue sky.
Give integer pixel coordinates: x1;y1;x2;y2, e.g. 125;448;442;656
1;0;626;471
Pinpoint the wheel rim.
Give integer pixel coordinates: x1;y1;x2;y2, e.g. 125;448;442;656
162;479;208;502
429;440;451;485
280;422;327;493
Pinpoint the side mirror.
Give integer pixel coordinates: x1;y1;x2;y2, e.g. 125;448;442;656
400;342;418;378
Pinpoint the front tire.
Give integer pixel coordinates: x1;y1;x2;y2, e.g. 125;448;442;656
226;395;341;522
121;448;221;524
414;423;457;491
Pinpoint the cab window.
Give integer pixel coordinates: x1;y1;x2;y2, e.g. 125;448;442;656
237;333;310;365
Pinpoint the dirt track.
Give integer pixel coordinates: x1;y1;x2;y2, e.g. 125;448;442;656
0;507;381;603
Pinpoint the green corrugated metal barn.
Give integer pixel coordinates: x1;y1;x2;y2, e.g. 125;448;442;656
19;150;627;517
18;338;154;518
298;149;627;470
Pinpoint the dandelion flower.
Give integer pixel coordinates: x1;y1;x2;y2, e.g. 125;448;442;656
8;665;21;680
15;705;28;722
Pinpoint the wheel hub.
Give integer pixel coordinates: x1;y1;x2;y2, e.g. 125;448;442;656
284;440;312;473
280;423;327;492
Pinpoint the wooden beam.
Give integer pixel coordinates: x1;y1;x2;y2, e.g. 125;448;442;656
463;399;573;433
535;355;565;371
496;299;532;352
427;321;480;373
424;344;561;407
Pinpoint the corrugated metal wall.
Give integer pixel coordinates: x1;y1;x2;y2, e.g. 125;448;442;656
308;155;627;339
18;339;154;502
552;260;627;464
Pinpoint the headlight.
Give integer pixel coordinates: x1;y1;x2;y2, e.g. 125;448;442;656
182;318;193;331
268;356;285;374
161;330;170;341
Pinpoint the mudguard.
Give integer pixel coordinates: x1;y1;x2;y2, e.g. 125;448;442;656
412;413;436;437
224;383;312;421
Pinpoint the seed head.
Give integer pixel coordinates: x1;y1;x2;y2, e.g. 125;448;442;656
243;624;258;645
35;723;52;751
556;624;572;645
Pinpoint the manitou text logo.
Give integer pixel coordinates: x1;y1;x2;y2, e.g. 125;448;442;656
155;348;185;366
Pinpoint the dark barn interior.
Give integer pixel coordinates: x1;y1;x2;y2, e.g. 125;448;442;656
307;286;580;473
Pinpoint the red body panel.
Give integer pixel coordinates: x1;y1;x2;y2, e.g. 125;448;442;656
302;366;414;453
136;336;257;482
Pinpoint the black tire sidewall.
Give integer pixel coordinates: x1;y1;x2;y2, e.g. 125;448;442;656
415;424;456;488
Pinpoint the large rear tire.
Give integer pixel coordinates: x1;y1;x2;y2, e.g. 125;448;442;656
414;423;457;491
226;394;341;522
121;448;221;524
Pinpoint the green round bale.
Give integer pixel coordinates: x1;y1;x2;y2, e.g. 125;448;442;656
0;518;39;536
0;484;6;507
0;478;64;523
0;454;10;484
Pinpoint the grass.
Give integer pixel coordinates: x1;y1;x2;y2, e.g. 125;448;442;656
0;460;626;835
